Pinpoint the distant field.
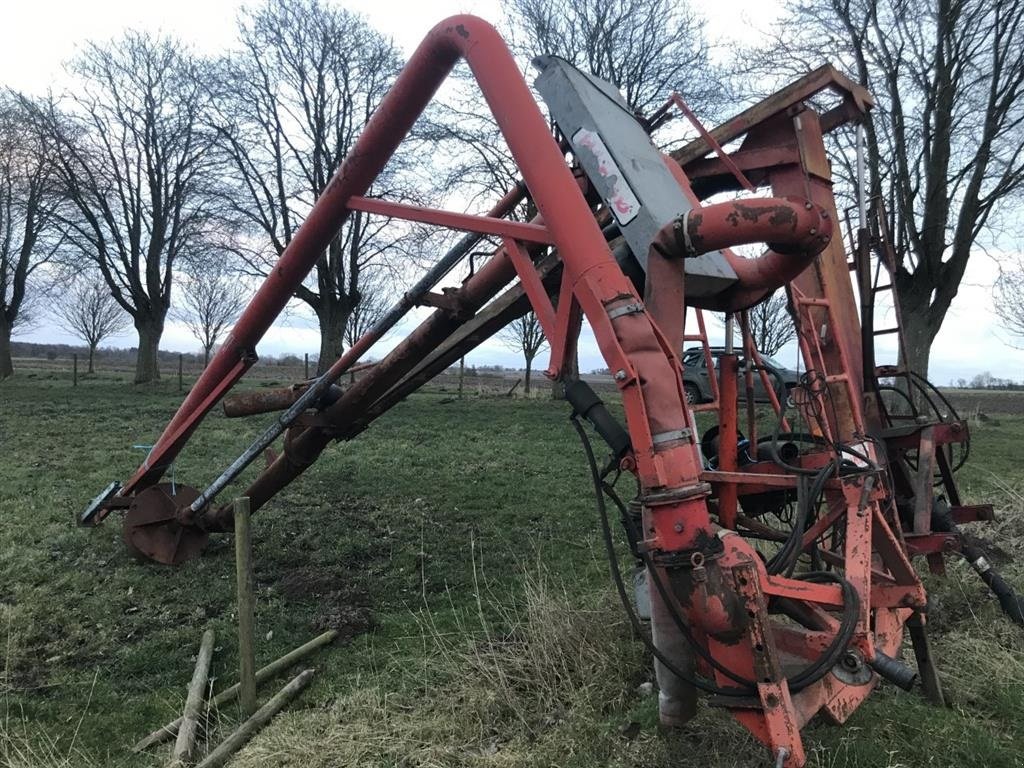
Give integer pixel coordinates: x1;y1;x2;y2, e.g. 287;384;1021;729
8;356;536;395
943;388;1024;416
2;370;1024;767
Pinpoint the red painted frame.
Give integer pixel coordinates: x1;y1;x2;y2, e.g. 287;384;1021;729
98;16;934;768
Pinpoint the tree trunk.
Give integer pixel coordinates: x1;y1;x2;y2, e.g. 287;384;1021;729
316;301;348;375
0;316;13;380
550;356;579;400
897;293;936;380
88;343;97;374
524;357;532;395
135;318;163;384
204;345;211;368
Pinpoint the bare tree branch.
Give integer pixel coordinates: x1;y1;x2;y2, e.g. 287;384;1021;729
993;255;1024;345
0;92;63;379
501;311;547;394
208;0;422;373
55;276;131;373
173;260;247;367
25;33;215;383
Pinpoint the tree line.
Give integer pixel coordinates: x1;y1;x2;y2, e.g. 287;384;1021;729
1;0;1020;389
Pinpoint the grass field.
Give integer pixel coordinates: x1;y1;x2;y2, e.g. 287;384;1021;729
2;369;1024;767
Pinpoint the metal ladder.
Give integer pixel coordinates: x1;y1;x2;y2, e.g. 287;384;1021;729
683;308;720;413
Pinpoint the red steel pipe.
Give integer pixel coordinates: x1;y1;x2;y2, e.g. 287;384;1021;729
202;16;703;536
120;152;525;496
660;158;830;313
687;197;832;311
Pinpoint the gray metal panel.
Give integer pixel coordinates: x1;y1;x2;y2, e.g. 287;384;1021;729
533;57;737;298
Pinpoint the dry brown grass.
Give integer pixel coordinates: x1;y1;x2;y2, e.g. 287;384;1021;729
226;566;660;767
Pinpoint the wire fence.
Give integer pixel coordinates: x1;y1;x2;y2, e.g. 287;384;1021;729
8;353;572;398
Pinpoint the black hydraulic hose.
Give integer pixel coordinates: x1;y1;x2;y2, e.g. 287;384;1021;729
931;503;1024;625
785;571;860;690
767;460;836;578
570;415;752;697
573;417;861;694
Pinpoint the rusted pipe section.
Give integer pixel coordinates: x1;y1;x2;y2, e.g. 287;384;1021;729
223;388;305;418
654;196;832;312
221;362;380;418
700;198;832;311
222;385;343;418
198;239;532;531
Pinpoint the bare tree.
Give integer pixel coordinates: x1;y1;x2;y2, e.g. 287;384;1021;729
0;94;62;379
759;0;1024;378
209;0;418;374
504;0;725;117
29;33;214;383
746;290;797;357
343;274;391;349
56;277;131;373
993;257;1024;345
501;311;547;395
174;262;247;366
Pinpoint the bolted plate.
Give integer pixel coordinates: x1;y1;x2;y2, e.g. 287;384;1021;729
123;483;208;565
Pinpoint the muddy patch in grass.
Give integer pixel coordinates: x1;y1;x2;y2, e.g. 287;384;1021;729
277;565;375;641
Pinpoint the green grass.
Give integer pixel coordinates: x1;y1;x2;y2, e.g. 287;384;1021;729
1;369;1023;766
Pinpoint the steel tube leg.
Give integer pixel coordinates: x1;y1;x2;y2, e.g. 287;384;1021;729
649;564;698;726
907;611;945;706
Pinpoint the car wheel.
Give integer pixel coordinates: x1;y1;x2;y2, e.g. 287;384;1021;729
684;384;701;405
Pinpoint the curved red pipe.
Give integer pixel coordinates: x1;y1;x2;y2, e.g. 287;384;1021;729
687;196;833;311
658;158;831;312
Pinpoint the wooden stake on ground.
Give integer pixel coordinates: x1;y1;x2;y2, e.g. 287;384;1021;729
73;354;78;387
193;669;316;768
132;630;338;752
234;496;258;717
169;628;216;767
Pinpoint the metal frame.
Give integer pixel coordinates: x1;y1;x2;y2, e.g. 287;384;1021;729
76;16;1019;768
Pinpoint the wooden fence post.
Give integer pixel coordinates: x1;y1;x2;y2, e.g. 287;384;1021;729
178;354;183;393
170;628;216;766
73;354;78;387
304;352;309;379
234;497;257;717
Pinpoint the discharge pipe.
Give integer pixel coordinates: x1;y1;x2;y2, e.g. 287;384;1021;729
656;196;833;312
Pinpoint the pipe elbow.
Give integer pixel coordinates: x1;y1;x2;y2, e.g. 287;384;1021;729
681;196;833;312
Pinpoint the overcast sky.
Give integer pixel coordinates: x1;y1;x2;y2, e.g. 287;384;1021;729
3;0;1020;385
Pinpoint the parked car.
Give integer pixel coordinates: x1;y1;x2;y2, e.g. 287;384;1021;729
681;346;799;405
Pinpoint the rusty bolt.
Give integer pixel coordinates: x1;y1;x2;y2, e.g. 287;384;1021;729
615;369;627;381
673;522;684;533
805;202;813;210
809;228;817;235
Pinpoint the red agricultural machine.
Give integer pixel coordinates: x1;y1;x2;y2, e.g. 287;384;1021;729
80;16;1024;766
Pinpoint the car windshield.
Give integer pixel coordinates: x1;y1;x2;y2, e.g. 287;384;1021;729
758;354;782;368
